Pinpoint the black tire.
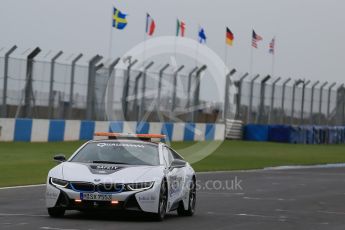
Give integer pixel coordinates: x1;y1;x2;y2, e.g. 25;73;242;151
47;207;65;218
153;180;168;221
177;178;196;216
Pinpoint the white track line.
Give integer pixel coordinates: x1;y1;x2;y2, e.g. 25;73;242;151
0;213;48;217
0;184;45;190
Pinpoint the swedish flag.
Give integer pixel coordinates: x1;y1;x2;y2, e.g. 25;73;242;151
112;7;128;30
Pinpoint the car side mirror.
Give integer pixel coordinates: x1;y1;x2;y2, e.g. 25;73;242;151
53;154;66;163
169;159;186;170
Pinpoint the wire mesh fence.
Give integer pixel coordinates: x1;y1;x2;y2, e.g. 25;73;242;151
235;76;345;126
0;49;344;126
0;52;222;122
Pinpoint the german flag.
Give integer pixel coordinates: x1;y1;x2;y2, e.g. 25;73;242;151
226;27;234;46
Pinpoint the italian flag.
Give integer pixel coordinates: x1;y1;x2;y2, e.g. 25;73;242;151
176;19;185;37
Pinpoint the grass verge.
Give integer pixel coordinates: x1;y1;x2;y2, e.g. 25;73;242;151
0;141;345;187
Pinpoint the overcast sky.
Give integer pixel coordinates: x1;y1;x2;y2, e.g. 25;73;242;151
0;0;344;85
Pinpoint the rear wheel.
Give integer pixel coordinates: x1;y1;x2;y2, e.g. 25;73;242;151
177;178;196;216
153;180;168;221
47;207;65;218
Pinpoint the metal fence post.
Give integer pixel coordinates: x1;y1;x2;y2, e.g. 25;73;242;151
281;78;291;124
247;74;260;124
235;73;249;120
122;59;138;120
318;81;328;125
192;65;207;123
86;55;102;120
343;85;345;125
133;72;143;120
300;80;310;125
171;65;185;114
186;67;198;110
68;54;83;119
23;47;41;118
139;61;154;120
290;79;303;125
157;64;169;108
1;45;17;118
94;63;104;120
224;69;236;122
309;81;319;124
108;58;120;78
335;84;345;125
258;75;271;124
327;82;336;124
104;58;120;121
268;77;281;124
48;51;63;119
154;64;169;121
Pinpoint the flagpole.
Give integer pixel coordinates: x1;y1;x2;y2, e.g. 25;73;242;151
143;14;148;65
249;44;254;74
195;24;200;67
271;37;276;77
195;42;199;67
108;6;114;58
271;52;275;77
174;19;178;61
224;42;229;77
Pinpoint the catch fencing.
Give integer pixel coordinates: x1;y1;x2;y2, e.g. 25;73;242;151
0;46;221;123
0;45;344;126
234;74;344;126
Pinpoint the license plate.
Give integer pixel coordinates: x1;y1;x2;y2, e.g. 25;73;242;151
81;193;112;201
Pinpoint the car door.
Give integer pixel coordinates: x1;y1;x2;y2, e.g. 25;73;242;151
163;146;186;209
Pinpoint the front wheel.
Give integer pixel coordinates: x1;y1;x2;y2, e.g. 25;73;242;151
47;207;65;218
177;179;196;216
153;180;168;221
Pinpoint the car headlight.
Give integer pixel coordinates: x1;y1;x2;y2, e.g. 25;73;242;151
126;182;154;191
50;177;69;188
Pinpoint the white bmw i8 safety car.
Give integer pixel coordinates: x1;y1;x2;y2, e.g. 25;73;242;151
46;133;196;221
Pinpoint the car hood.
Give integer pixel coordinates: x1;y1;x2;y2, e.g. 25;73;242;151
56;162;164;183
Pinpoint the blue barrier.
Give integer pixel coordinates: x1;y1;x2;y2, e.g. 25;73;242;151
48;120;65;142
136;122;150;134
205;123;216;141
183;123;195;141
161;122;174;142
109;121;124;133
268;125;291;143
14;119;32;142
244;124;269;141
245;124;345;144
79;120;95;140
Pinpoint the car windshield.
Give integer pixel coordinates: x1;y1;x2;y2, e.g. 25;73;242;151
70;142;160;166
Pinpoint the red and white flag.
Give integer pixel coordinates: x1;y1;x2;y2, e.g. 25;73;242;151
146;13;155;36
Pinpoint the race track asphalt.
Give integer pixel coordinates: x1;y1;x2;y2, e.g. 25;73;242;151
1;167;345;230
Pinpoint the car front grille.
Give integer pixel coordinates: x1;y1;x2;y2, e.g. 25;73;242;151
70;182;95;192
70;182;125;193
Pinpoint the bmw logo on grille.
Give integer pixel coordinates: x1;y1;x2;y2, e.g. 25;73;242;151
94;179;101;182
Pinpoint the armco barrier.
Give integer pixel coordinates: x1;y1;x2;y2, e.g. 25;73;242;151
244;124;345;144
0;119;225;142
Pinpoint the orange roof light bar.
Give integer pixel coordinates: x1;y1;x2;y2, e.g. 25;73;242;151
94;132;166;139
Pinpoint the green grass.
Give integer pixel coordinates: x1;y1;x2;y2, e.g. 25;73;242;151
0;141;345;187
